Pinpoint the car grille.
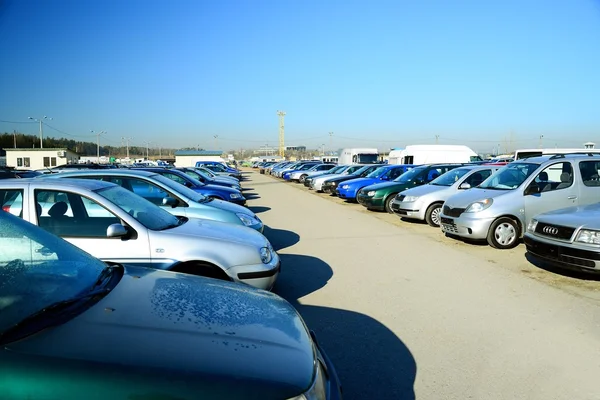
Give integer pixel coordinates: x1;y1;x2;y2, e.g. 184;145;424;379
396;194;405;201
443;205;465;218
534;222;575;241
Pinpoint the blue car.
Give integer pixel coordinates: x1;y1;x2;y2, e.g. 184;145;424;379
195;161;242;180
136;168;246;205
336;164;416;201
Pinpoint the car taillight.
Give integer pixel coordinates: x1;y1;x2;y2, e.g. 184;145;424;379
2;205;10;212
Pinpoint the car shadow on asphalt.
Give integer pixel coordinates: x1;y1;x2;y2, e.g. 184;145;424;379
243;192;261;200
525;253;600;281
262;226;300;251
248;206;271;214
275;254;417;400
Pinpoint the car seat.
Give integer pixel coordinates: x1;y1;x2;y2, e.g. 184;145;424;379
469;172;484;187
537;171;551;192
555;172;573;190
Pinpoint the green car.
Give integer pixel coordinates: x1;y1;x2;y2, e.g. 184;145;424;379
357;164;465;213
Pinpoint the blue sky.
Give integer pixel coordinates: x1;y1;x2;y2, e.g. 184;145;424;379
1;0;599;154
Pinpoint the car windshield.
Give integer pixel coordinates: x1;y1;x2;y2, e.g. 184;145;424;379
95;186;181;230
366;166;389;178
0;211;106;334
298;164;316;171
394;166;427;183
151;174;209;203
478;163;538;190
430;168;471;186
327;165;345;174
195;167;216;178
350;165;372;176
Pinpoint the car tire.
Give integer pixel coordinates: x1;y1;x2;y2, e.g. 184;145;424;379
487;217;520;249
299;174;307;183
384;194;397;214
425;203;443;227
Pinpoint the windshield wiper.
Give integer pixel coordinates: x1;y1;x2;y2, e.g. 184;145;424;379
0;287;112;345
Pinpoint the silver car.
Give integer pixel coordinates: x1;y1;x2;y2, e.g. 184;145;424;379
392;165;499;227
524;202;600;273
43;169;263;232
0;178;279;290
310;165;364;191
440;155;600;249
288;163;336;182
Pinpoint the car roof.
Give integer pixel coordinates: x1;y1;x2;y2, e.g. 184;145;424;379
0;177;116;190
46;169;158;178
516;154;600;163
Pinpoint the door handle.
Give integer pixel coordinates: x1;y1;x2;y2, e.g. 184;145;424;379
567;195;577;200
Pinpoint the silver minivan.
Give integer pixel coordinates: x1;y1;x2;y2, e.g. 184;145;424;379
439;155;600;249
392;165;500;227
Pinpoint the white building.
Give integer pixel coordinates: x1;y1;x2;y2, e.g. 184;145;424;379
174;150;225;167
5;148;79;170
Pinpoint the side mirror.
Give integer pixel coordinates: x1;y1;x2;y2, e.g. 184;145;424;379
524;183;539;196
459;182;471;190
162;197;179;207
380;176;389;181
184;182;193;188
107;223;128;238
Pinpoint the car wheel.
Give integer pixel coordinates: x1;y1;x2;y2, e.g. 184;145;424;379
487;217;520;249
384;194;397;214
299;174;307;183
425;203;443;227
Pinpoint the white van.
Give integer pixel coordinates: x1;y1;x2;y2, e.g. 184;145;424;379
338;148;378;165
389;145;481;165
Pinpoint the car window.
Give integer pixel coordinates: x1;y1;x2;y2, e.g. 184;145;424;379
464;169;492;187
479;162;538;190
530;162;573;192
125;178;171;206
579;161;600;187
162;172;188;185
1;190;24;217
430;168;470;186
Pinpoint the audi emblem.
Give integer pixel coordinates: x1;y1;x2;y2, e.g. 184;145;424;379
542;226;559;235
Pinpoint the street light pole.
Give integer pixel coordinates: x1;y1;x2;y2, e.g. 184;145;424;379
28;116;52;148
144;141;152;160
91;130;106;163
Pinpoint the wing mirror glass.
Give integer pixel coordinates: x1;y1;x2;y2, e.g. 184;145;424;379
459;182;471;190
162;197;178;207
107;223;128;238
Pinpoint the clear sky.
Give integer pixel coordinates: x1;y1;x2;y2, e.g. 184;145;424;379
1;0;600;154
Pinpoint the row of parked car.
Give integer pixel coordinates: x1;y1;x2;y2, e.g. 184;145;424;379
0;162;342;398
259;154;600;274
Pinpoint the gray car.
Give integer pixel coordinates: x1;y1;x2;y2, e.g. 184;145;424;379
392;165;499;227
0;178;279;290
524;202;600;273
43;169;263;232
440;155;600;249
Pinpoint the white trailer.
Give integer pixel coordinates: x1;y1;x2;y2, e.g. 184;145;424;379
338;148;379;165
389;145;481;165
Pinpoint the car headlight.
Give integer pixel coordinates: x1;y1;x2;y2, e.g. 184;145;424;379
229;193;242;199
331;182;338;187
465;198;493;213
260;247;273;264
527;218;538;233
341;184;350;189
575;229;600;245
287;359;326;400
403;195;419;202
367;190;376;197
236;213;259;227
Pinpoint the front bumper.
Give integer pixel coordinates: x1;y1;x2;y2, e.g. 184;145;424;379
336;187;358;200
439;212;495;239
524;234;600;272
356;193;385;210
227;253;281;291
391;200;424;220
311;331;343;400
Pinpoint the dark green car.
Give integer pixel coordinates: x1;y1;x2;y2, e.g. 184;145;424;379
357;164;465;212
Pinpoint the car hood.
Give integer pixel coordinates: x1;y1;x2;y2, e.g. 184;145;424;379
7;267;314;398
314;173;346;182
167;218;266;248
201;184;239;194
401;183;448;197
362;180;409;191
535;202;600;228
325;175;359;183
340;177;380;187
444;187;511;208
204;198;257;217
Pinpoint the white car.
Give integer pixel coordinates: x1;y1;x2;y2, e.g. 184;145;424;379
0;178;279;290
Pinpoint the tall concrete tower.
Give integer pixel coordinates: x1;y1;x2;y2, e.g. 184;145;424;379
277;110;286;157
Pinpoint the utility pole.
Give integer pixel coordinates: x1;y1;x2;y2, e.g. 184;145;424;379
435;135;440;144
13;130;17;148
145;141;152;160
28;116;52;149
539;135;544;148
329;132;333;153
277;110;286;157
122;137;132;159
91;130;106;163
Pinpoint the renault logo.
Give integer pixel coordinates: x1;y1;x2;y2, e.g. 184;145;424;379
543;226;559;235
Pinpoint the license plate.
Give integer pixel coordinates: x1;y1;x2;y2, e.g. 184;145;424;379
440;217;454;225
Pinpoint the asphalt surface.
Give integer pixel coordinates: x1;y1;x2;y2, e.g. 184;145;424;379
243;169;600;400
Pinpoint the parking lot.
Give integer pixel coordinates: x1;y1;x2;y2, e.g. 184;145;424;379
244;169;600;400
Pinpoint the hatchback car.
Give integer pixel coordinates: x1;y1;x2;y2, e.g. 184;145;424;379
0;211;341;399
439;155;600;249
176;167;242;190
393;165;500;226
336;165;414;201
524;202;600;273
357;164;465;213
136;168;246;205
310;165;365;192
0;178;279;290
195;161;242;180
288;163;337;182
321;164;384;194
304;165;349;187
44;169;263;232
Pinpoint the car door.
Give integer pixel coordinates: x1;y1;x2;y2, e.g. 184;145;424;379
112;176;190;217
524;161;578;223
32;188;151;267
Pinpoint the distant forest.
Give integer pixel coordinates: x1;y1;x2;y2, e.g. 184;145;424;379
0;132;180;158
